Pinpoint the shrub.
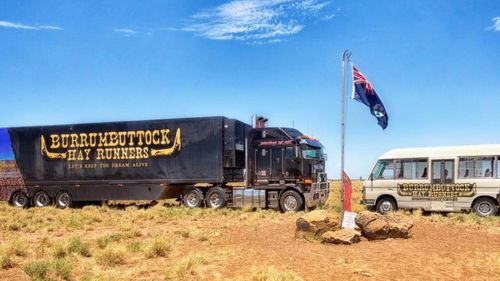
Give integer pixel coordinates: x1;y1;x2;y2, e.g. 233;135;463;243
24;260;51;280
24;259;72;281
126;241;143;253
164;254;208;280
52;258;72;280
7;223;21;231
145;237;172;258
1;253;16;269
97;233;124;249
67;238;92;257
53;243;67;259
7;240;28;257
96;247;126;267
251;266;304;281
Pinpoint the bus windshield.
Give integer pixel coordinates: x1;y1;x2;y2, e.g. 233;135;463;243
372;160;394;179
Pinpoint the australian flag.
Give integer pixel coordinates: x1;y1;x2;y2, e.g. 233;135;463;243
352;65;388;129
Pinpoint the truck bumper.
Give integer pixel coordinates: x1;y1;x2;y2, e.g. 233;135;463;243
304;182;329;208
360;199;376;206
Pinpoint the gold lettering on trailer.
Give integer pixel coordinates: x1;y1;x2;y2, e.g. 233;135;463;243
41;128;182;162
151;128;181;156
41;136;67;159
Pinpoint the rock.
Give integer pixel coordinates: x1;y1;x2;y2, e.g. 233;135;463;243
355;211;413;240
295;210;340;240
321;229;361;245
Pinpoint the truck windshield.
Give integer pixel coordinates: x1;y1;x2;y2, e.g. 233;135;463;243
302;145;324;160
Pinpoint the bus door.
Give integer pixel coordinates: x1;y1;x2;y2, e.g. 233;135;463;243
431;159;455;211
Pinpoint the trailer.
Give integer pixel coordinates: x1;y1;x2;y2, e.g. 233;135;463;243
0;116;329;211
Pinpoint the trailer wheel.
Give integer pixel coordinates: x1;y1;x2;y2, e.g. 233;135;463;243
33;191;51;207
472;197;498;217
280;190;304;212
182;188;204;208
205;187;228;209
11;191;29;208
55;191;72;209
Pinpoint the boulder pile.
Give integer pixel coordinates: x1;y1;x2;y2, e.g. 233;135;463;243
295;210;413;245
295;210;340;241
355;211;413;240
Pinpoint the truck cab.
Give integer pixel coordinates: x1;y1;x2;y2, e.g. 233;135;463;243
247;127;329;211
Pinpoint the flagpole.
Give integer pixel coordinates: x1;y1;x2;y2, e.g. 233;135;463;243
341;49;351;222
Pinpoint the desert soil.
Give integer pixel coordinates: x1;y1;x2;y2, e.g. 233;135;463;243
0;205;499;281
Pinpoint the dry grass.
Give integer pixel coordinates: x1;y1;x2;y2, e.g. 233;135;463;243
0;181;497;280
164;254;209;281
251;266;304;281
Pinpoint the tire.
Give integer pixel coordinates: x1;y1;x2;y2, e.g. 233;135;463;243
182;188;204;208
55;191;72;209
472;197;498;217
33;191;51;207
11;191;29;208
205;187;228;209
279;190;304;212
376;197;397;214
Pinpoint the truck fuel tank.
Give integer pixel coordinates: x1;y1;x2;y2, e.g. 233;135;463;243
233;188;266;208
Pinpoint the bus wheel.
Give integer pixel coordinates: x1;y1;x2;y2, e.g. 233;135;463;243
55;191;72;209
206;187;228;209
376;197;397;214
11;191;29;208
472;198;498;217
182;188;204;208
33;191;51;207
280;190;304;212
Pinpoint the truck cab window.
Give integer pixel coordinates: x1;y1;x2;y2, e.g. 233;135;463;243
256;148;271;177
301;145;324;160
372;160;394;179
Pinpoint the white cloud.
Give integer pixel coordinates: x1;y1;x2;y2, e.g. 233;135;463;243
0;20;62;30
487;17;500;32
115;28;137;36
176;0;333;44
39;25;62;30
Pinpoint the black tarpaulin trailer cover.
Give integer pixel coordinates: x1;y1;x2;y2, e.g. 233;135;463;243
6;116;249;185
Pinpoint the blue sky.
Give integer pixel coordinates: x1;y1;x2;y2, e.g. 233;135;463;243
0;0;499;179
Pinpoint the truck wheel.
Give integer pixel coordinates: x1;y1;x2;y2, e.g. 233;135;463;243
376;197;397;214
280;190;304;212
33;191;51;207
55;191;72;209
205;187;228;209
11;191;29;208
472;197;498;217
182;188;204;208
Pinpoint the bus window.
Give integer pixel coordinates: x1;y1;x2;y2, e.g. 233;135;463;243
458;158;474;178
459;157;494;178
432;161;441;182
497;157;500;178
475;157;494;178
396;159;428;179
372;160;394;180
444;161;453;181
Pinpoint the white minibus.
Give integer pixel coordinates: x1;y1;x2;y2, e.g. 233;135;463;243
362;145;500;216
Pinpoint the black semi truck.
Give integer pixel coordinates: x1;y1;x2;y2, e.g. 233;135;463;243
0;116;329;211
